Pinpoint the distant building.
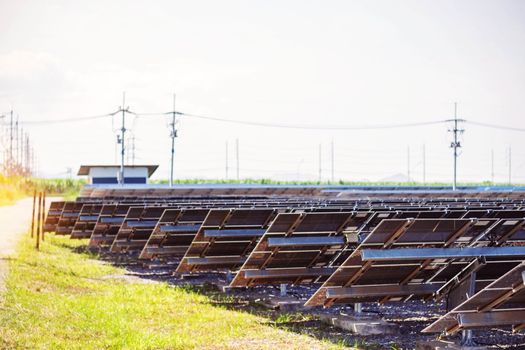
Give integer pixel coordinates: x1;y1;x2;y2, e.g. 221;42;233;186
77;165;158;185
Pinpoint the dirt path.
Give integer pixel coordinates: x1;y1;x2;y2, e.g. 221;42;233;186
0;197;58;293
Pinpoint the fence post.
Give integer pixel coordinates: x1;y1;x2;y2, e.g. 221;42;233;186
31;190;36;238
36;192;42;250
41;192;46;241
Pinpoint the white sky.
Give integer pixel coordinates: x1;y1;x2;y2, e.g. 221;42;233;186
1;0;524;183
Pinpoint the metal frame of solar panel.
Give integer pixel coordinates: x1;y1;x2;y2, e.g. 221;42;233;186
110;206;177;253
88;203;138;247
175;208;280;274
43;200;66;232
70;204;104;239
138;208;211;260
229;211;376;287
305;216;525;308
55;201;85;234
423;261;525;334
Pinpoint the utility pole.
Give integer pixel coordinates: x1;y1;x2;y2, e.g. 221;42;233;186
131;135;136;165
20;128;24;172
15;117;19;172
9;110;13;175
407;146;411;182
422;144;426;184
508;146;512;185
119;92;127;185
169;94;178;187
225;140;229;179
318;143;322;182
26;135;30;175
448;102;465;191
491;149;495;184
236;138;240;181
331;139;335;183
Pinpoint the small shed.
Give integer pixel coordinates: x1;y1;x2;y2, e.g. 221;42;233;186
77;165;158;185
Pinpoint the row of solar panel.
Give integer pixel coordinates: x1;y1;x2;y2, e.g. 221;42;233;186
44;196;525;335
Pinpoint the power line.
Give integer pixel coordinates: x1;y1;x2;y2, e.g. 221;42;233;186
466;120;525;132
178;112;447;130
21;111;119;125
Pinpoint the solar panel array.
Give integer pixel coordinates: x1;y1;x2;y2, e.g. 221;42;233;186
43;188;525;340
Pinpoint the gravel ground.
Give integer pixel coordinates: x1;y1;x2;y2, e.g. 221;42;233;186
84;254;525;350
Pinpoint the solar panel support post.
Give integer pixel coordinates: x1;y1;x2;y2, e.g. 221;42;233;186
280;283;287;297
460;272;476;346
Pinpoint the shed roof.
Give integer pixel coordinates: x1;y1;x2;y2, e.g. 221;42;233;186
77;165;158;177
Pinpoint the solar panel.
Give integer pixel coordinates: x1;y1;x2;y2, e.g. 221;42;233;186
423;261;525;334
305;218;523;307
138;209;210;260
230;212;360;287
71;204;103;239
43;201;65;232
110;206;176;253
175;208;279;274
55;202;84;234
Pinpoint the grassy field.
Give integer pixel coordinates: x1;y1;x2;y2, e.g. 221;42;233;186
0;234;350;350
1;175;521;207
0;177;84;205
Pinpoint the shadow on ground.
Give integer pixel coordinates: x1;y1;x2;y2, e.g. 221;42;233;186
62;240;525;350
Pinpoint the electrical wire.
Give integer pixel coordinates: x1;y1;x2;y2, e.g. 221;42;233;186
178;112;448;130
465;120;525;132
21;110;120;125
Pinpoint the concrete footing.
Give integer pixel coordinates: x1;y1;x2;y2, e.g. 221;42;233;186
317;313;399;336
415;340;487;350
258;296;304;311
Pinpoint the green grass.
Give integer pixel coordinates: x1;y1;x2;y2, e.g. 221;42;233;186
0;235;349;350
0;177;85;205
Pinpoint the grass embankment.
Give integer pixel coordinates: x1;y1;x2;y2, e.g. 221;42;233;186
0;235;349;350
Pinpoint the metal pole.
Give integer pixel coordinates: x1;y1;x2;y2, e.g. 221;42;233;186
422;144;426;184
30;190;36;238
508;146;512;185
331;139;334;183
170;93;176;187
453;102;458;191
36;192;41;250
41;192;46;241
225;140;229;180
236;138;239;181
9;110;13;174
491;149;494;184
119;92;126;185
407;145;410;182
318;143;322;182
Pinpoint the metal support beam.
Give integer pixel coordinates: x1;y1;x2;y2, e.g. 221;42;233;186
243;267;336;279
362;246;525;261
325;283;444;299
203;228;267;238
267;236;345;248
